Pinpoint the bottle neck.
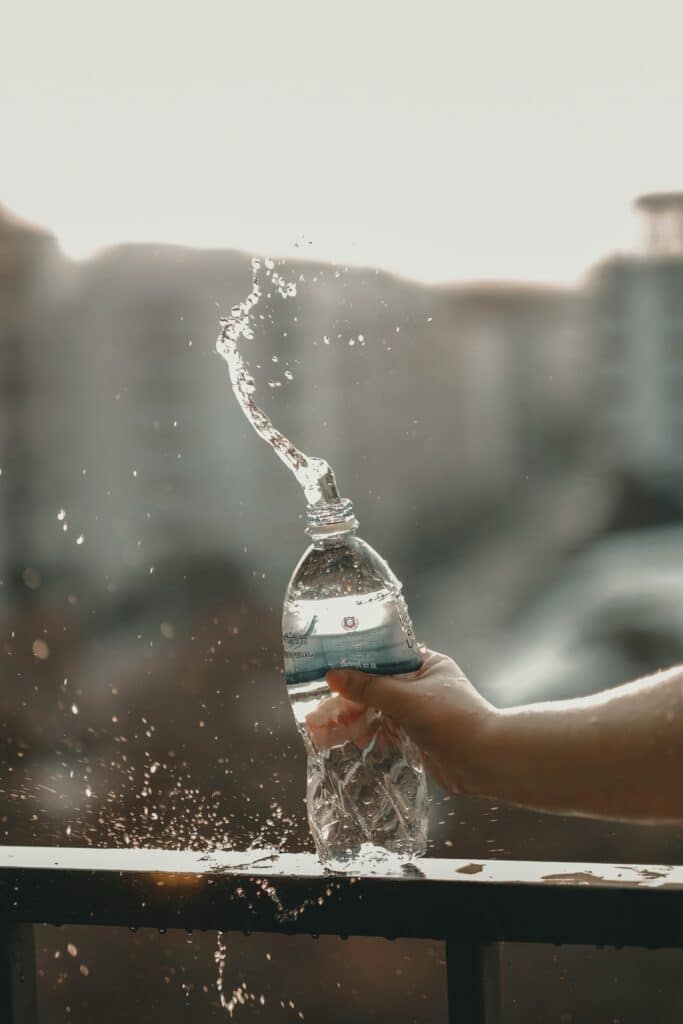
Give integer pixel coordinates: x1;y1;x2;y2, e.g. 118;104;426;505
306;499;358;547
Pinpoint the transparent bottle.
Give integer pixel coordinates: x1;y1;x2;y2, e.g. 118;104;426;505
282;497;429;871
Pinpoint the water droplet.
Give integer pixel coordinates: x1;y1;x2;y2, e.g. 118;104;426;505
67;943;78;957
32;639;50;660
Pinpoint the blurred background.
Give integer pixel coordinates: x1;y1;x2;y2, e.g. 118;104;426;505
3;1;683;1020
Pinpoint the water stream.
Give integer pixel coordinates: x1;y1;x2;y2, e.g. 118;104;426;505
216;257;340;506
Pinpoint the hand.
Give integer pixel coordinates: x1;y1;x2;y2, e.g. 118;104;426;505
327;649;497;795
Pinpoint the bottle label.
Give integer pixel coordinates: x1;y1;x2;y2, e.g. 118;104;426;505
283;603;422;686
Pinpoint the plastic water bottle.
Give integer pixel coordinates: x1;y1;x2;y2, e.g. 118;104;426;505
282;496;429;870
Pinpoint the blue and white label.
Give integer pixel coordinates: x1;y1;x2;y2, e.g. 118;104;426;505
283;598;422;685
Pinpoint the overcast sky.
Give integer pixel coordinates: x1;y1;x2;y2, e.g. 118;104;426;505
4;0;683;282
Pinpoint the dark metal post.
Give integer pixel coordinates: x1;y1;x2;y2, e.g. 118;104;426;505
0;924;38;1024
446;940;501;1024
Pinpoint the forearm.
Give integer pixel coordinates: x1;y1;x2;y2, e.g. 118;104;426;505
475;666;683;822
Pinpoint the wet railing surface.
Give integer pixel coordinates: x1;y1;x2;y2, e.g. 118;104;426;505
3;846;683;1022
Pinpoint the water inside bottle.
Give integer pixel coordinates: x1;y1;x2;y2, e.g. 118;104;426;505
288;674;428;870
283;584;428;871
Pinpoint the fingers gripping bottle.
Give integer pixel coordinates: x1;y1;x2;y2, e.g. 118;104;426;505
282;495;429;870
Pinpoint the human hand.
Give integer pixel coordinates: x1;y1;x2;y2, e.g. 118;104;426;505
327;649;497;795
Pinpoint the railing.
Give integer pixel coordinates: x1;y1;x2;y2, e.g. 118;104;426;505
2;846;683;1023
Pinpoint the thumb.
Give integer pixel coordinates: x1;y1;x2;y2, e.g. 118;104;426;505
326;668;417;721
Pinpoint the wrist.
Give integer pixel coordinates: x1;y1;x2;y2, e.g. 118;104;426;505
479;707;517;800
457;705;509;799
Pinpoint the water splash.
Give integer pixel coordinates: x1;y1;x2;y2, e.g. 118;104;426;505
214;933;266;1017
216;257;339;506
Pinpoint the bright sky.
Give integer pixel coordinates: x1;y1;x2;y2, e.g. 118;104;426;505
4;0;683;283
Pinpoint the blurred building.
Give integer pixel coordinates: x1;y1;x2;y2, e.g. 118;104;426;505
0;191;679;609
589;192;683;497
0;208;77;601
636;191;683;256
70;245;256;588
437;283;585;493
0;234;588;596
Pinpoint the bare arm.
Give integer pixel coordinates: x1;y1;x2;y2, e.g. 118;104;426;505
327;653;683;824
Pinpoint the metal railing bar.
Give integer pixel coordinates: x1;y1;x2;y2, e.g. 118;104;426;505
3;846;683;888
2;847;683;948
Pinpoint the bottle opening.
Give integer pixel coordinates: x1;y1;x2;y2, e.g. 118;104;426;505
306;499;358;539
